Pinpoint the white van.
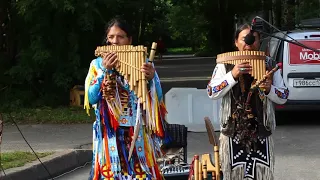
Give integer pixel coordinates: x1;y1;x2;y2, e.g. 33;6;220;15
260;29;320;111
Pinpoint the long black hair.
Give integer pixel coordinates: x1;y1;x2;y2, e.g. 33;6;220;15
102;16;133;45
233;23;261;49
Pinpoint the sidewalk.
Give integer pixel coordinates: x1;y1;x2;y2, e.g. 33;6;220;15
1;124;93;180
159;54;195;59
153;55;215;66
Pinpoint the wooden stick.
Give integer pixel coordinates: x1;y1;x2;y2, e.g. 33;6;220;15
214;146;220;180
250;63;282;90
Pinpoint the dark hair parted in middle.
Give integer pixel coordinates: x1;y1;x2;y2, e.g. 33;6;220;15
103;16;133;45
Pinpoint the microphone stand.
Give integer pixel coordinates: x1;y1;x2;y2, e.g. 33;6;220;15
255;29;320;53
253;16;320;53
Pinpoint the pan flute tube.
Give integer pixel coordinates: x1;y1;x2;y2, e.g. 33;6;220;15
134;47;138;96
254;51;257;80
138;46;143;102
120;45;125;79
194;155;199;180
117;46;122;74
214;146;220;180
140;46;146;109
143;47;148;109
125;45;129;80
130;47;134;91
134;47;139;95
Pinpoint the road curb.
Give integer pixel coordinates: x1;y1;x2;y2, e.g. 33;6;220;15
2;149;92;180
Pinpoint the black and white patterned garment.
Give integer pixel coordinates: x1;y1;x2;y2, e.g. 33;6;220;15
206;60;288;180
218;134;275;180
229;135;271;179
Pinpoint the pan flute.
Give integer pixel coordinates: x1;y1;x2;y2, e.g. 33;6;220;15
192;153;220;180
216;51;266;81
94;42;157;110
191;117;221;180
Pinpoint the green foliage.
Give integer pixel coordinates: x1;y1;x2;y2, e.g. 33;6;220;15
298;0;320;20
1;0;170;108
1;0;319;112
167;2;209;51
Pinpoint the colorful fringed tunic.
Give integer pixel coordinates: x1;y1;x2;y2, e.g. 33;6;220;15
206;57;289;180
84;57;168;180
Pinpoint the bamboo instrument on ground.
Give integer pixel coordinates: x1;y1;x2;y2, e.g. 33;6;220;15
191;117;221;180
95;42;157;110
216;50;266;81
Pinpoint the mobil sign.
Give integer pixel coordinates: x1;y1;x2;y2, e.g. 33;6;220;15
289;40;320;64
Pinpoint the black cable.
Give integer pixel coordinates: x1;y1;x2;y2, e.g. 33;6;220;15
0;164;9;179
254;16;320;53
0;113;9;179
0;112;54;179
0;113;11;179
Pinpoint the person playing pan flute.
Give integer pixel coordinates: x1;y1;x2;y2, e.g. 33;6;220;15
84;17;168;180
206;23;289;180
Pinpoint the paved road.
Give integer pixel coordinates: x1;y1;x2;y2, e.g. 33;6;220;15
155;57;214;96
51;57;320;180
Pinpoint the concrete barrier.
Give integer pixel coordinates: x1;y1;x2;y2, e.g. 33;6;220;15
165;88;221;132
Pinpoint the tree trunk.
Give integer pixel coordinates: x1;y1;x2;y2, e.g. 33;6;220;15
272;0;282;29
217;0;224;52
0;0;17;64
216;0;235;53
262;0;272;33
0;0;8;53
283;0;296;30
7;1;17;65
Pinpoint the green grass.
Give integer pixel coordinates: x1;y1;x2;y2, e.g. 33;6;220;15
165;47;194;54
1;151;54;170
1;106;95;124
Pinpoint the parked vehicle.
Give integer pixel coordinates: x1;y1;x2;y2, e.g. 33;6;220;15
260;28;320;111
